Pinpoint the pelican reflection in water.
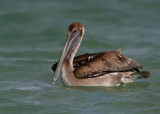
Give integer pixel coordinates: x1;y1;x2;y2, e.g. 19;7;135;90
52;22;150;86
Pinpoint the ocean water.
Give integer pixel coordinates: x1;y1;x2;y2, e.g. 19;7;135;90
0;0;160;113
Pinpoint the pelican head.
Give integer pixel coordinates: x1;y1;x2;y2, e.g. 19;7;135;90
52;22;84;83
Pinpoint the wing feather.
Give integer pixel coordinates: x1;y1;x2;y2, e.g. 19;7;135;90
73;50;143;78
52;52;100;71
52;49;143;79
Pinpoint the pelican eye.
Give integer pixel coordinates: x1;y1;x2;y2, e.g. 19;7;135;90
73;30;77;33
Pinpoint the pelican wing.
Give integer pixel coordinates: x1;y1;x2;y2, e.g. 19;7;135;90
52;49;121;71
52;52;101;71
73;50;143;78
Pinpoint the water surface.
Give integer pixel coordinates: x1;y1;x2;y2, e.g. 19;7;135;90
0;0;160;113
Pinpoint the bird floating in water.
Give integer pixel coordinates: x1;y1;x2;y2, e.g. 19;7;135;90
52;22;150;86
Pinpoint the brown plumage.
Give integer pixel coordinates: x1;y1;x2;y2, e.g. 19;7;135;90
52;22;150;86
52;49;143;78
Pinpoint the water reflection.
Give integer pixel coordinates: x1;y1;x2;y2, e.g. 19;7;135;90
59;82;150;93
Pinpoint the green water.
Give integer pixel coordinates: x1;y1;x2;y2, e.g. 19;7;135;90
0;0;160;113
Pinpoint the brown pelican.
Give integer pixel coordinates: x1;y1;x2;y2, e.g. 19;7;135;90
52;22;150;86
